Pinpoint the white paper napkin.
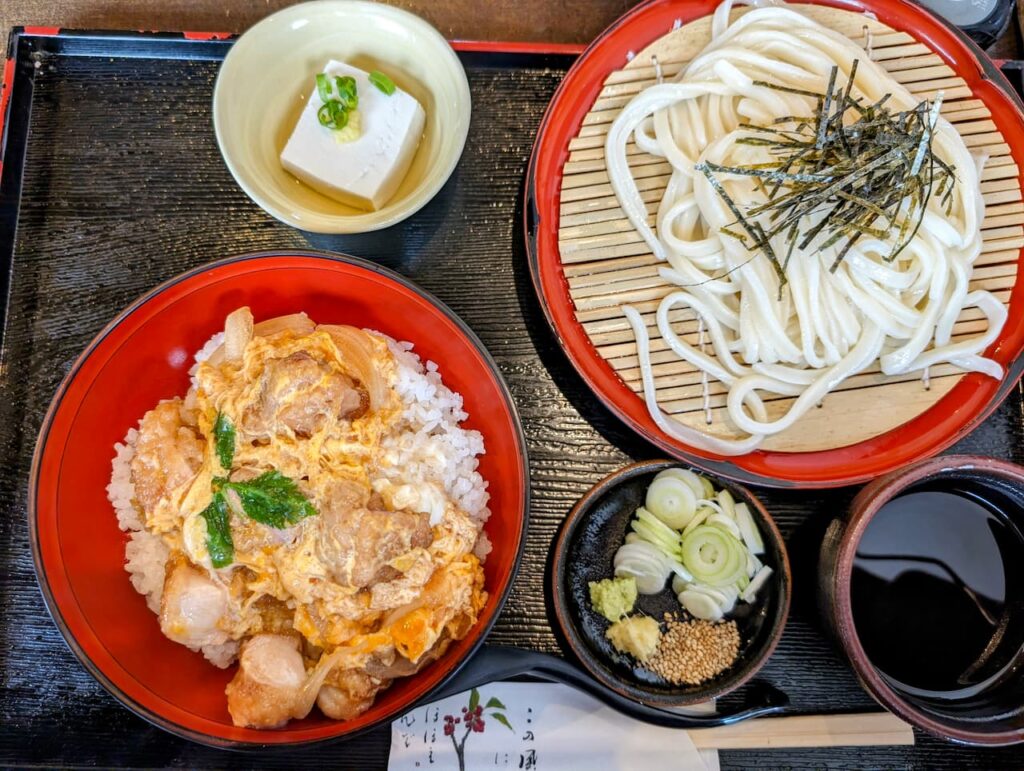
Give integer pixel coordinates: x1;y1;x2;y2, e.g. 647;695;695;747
389;681;719;771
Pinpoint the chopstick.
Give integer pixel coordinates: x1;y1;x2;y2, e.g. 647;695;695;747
688;712;915;750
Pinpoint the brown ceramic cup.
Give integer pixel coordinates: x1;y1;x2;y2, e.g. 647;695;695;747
820;455;1024;745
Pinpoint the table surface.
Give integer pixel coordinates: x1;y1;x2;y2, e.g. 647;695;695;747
1;3;1023;771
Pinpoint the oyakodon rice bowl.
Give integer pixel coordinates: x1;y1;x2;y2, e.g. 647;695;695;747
105;307;491;729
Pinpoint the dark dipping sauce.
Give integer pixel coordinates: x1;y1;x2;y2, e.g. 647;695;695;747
850;484;1024;701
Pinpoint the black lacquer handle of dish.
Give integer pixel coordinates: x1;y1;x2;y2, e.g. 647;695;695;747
437;645;788;728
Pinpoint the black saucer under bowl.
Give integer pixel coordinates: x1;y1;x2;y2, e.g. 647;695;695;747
551;459;791;707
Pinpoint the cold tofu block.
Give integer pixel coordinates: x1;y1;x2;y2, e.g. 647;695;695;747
280;61;425;211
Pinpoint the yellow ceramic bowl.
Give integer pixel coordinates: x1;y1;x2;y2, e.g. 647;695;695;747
213;0;471;233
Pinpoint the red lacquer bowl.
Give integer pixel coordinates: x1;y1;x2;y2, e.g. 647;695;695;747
526;0;1024;488
29;251;529;748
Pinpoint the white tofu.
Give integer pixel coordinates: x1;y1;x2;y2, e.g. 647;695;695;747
280;60;425;211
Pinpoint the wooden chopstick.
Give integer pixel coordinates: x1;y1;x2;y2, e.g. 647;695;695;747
688;712;915;750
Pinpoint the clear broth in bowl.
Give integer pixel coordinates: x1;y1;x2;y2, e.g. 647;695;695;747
850;483;1024;700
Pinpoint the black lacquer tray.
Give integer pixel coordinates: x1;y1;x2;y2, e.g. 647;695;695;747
2;26;1024;769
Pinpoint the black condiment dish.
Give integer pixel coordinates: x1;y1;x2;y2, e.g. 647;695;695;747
551;459;792;707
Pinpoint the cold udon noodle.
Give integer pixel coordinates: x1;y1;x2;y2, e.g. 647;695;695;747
607;0;1007;454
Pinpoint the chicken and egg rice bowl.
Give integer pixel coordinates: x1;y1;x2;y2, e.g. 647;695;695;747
107;307;492;728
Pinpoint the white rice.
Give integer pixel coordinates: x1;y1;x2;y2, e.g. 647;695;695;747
108;330;492;667
107;430;141;531
189;331;224;371
378;336;491;559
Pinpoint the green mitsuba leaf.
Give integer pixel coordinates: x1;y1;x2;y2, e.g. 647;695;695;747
213;412;236;471
200;491;234;568
215;470;318;529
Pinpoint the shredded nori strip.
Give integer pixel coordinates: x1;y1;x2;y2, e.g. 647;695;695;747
700;60;957;287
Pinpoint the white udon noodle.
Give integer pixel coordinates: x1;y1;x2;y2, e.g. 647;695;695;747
606;0;1008;455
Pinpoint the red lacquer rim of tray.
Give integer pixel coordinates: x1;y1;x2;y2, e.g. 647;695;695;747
526;0;1024;489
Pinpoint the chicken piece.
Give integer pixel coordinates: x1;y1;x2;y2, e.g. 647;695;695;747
322;477;372;510
317;667;389;721
317;506;433;589
250;351;367;438
130;400;204;517
226;634;311;728
430;509;479;561
229;514;301;555
159;558;230;648
369;550;436;611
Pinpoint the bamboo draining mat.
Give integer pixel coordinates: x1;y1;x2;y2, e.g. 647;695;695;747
557;5;1024;453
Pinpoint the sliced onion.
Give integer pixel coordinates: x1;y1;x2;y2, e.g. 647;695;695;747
631;520;676;560
681;525;746;587
671;574;690;595
700;476;715;498
254;313;315;338
654;468;705;500
613;567;664;595
688;584;728;607
715;584;740;612
223;306;254;363
612;542;671;595
741;566;773;604
318;324;388;412
734;502;765;555
670;560;694;583
682;505;713;537
614;541;669;571
706;512;741;540
687;583;738;615
645;477;697;529
716;488;737;519
635;508;683;556
618;533;691;586
679;589;723;621
694;499;726;517
746;551;762;578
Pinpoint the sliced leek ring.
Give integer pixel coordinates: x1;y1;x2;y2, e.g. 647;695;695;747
645;477;697;529
681;525;747;587
653;467;705;500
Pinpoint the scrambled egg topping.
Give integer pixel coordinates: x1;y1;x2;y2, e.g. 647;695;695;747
128;308;488;728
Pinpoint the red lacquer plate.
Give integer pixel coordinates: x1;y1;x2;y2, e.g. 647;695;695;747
526;0;1024;488
29;251;529;747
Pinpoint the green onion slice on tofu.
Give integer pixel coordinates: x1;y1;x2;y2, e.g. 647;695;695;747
369;69;397;95
315;74;358;130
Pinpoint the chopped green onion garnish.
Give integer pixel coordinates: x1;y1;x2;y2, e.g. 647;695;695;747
317;100;349;130
369;70;396;96
335;75;358;110
316;72;332;104
314;73;358;131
